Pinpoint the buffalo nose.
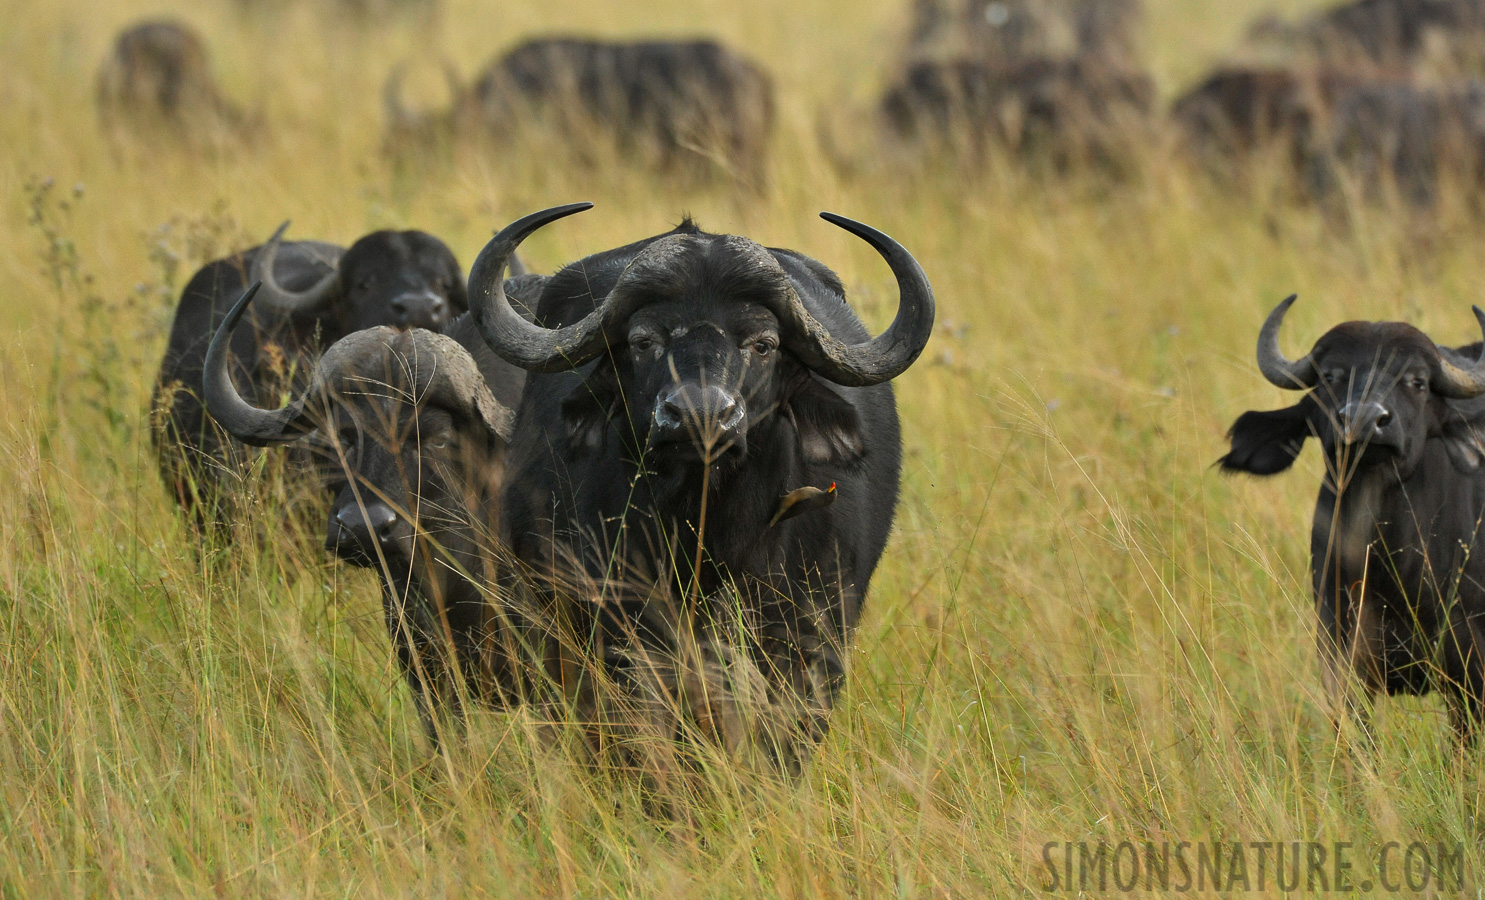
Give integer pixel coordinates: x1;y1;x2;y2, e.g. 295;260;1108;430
654;385;745;438
1338;401;1392;445
390;292;447;328
330;502;400;560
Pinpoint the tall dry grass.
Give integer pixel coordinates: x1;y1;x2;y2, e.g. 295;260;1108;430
4;0;1485;895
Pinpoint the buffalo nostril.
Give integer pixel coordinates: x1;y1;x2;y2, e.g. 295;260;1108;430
391;298;408;314
1375;411;1392;430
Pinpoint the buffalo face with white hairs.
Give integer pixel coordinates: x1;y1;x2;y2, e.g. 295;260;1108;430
1221;296;1485;736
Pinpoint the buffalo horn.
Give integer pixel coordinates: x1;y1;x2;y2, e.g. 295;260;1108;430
249;221;341;315
469;205;936;386
202;282;313;446
1256;294;1318;390
1433;306;1485;399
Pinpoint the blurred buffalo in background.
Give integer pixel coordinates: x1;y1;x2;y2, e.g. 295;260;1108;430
1174;0;1485;212
96;20;250;145
858;0;1154;175
384;38;775;185
879;54;1155;173
1247;0;1485;75
152;224;474;534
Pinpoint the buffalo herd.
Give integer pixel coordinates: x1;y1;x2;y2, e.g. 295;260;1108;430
101;1;1485;205
130;0;1485;778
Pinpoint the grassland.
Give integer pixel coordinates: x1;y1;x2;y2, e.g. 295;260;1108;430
5;0;1485;895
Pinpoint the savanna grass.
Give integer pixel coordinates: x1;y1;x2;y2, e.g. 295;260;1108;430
4;0;1485;895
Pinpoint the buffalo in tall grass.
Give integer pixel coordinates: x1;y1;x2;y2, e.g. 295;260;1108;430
203;292;535;742
384;38;775;184
1220;297;1485;738
1247;0;1485;75
96;20;250;145
467;204;933;778
152;224;471;533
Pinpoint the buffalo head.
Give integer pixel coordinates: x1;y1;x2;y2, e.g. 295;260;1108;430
203;284;514;584
249;222;469;332
1221;295;1485;480
464;204;933;475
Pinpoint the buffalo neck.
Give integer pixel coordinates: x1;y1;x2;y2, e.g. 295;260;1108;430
625;412;798;582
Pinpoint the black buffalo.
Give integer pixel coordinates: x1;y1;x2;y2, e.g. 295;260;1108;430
879;55;1155;172
1248;0;1485;74
202;294;535;740
1172;66;1485;209
385;38;775;183
96;20;248;143
152;224;472;531
1171;67;1348;165
466;204;933;775
1317;78;1485;209
1221;296;1485;737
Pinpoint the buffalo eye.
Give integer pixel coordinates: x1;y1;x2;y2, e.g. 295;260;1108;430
1322;371;1339;385
749;337;778;358
1411;375;1428;392
629;331;664;358
336;429;360;462
425;430;455;451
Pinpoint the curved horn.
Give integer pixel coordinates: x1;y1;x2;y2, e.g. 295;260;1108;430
202;282;313;446
249;221;341;315
468;202;613;372
1434;306;1485;399
775;212;936;387
1256;294;1317;390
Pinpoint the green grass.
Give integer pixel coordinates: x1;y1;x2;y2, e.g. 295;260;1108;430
5;0;1485;895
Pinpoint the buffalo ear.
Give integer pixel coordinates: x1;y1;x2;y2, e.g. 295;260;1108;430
561;362;621;454
1218;397;1317;475
786;374;865;467
1440;408;1485;473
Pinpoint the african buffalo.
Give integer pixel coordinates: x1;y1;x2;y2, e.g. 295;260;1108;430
96;20;247;143
153;224;473;532
1248;0;1485;74
1221;296;1485;737
384;38;775;183
879;55;1155;172
466;204;933;776
1316;78;1485;208
1172;66;1485;209
202;290;535;740
1171;68;1346;164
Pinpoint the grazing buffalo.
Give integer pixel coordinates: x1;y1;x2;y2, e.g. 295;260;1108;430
1172;66;1485;209
879;55;1155;172
467;204;933;776
1220;296;1485;737
1248;0;1485;74
96;20;247;142
1317;78;1485;208
1171;68;1347;164
385;38;775;183
203;290;535;740
153;224;472;532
